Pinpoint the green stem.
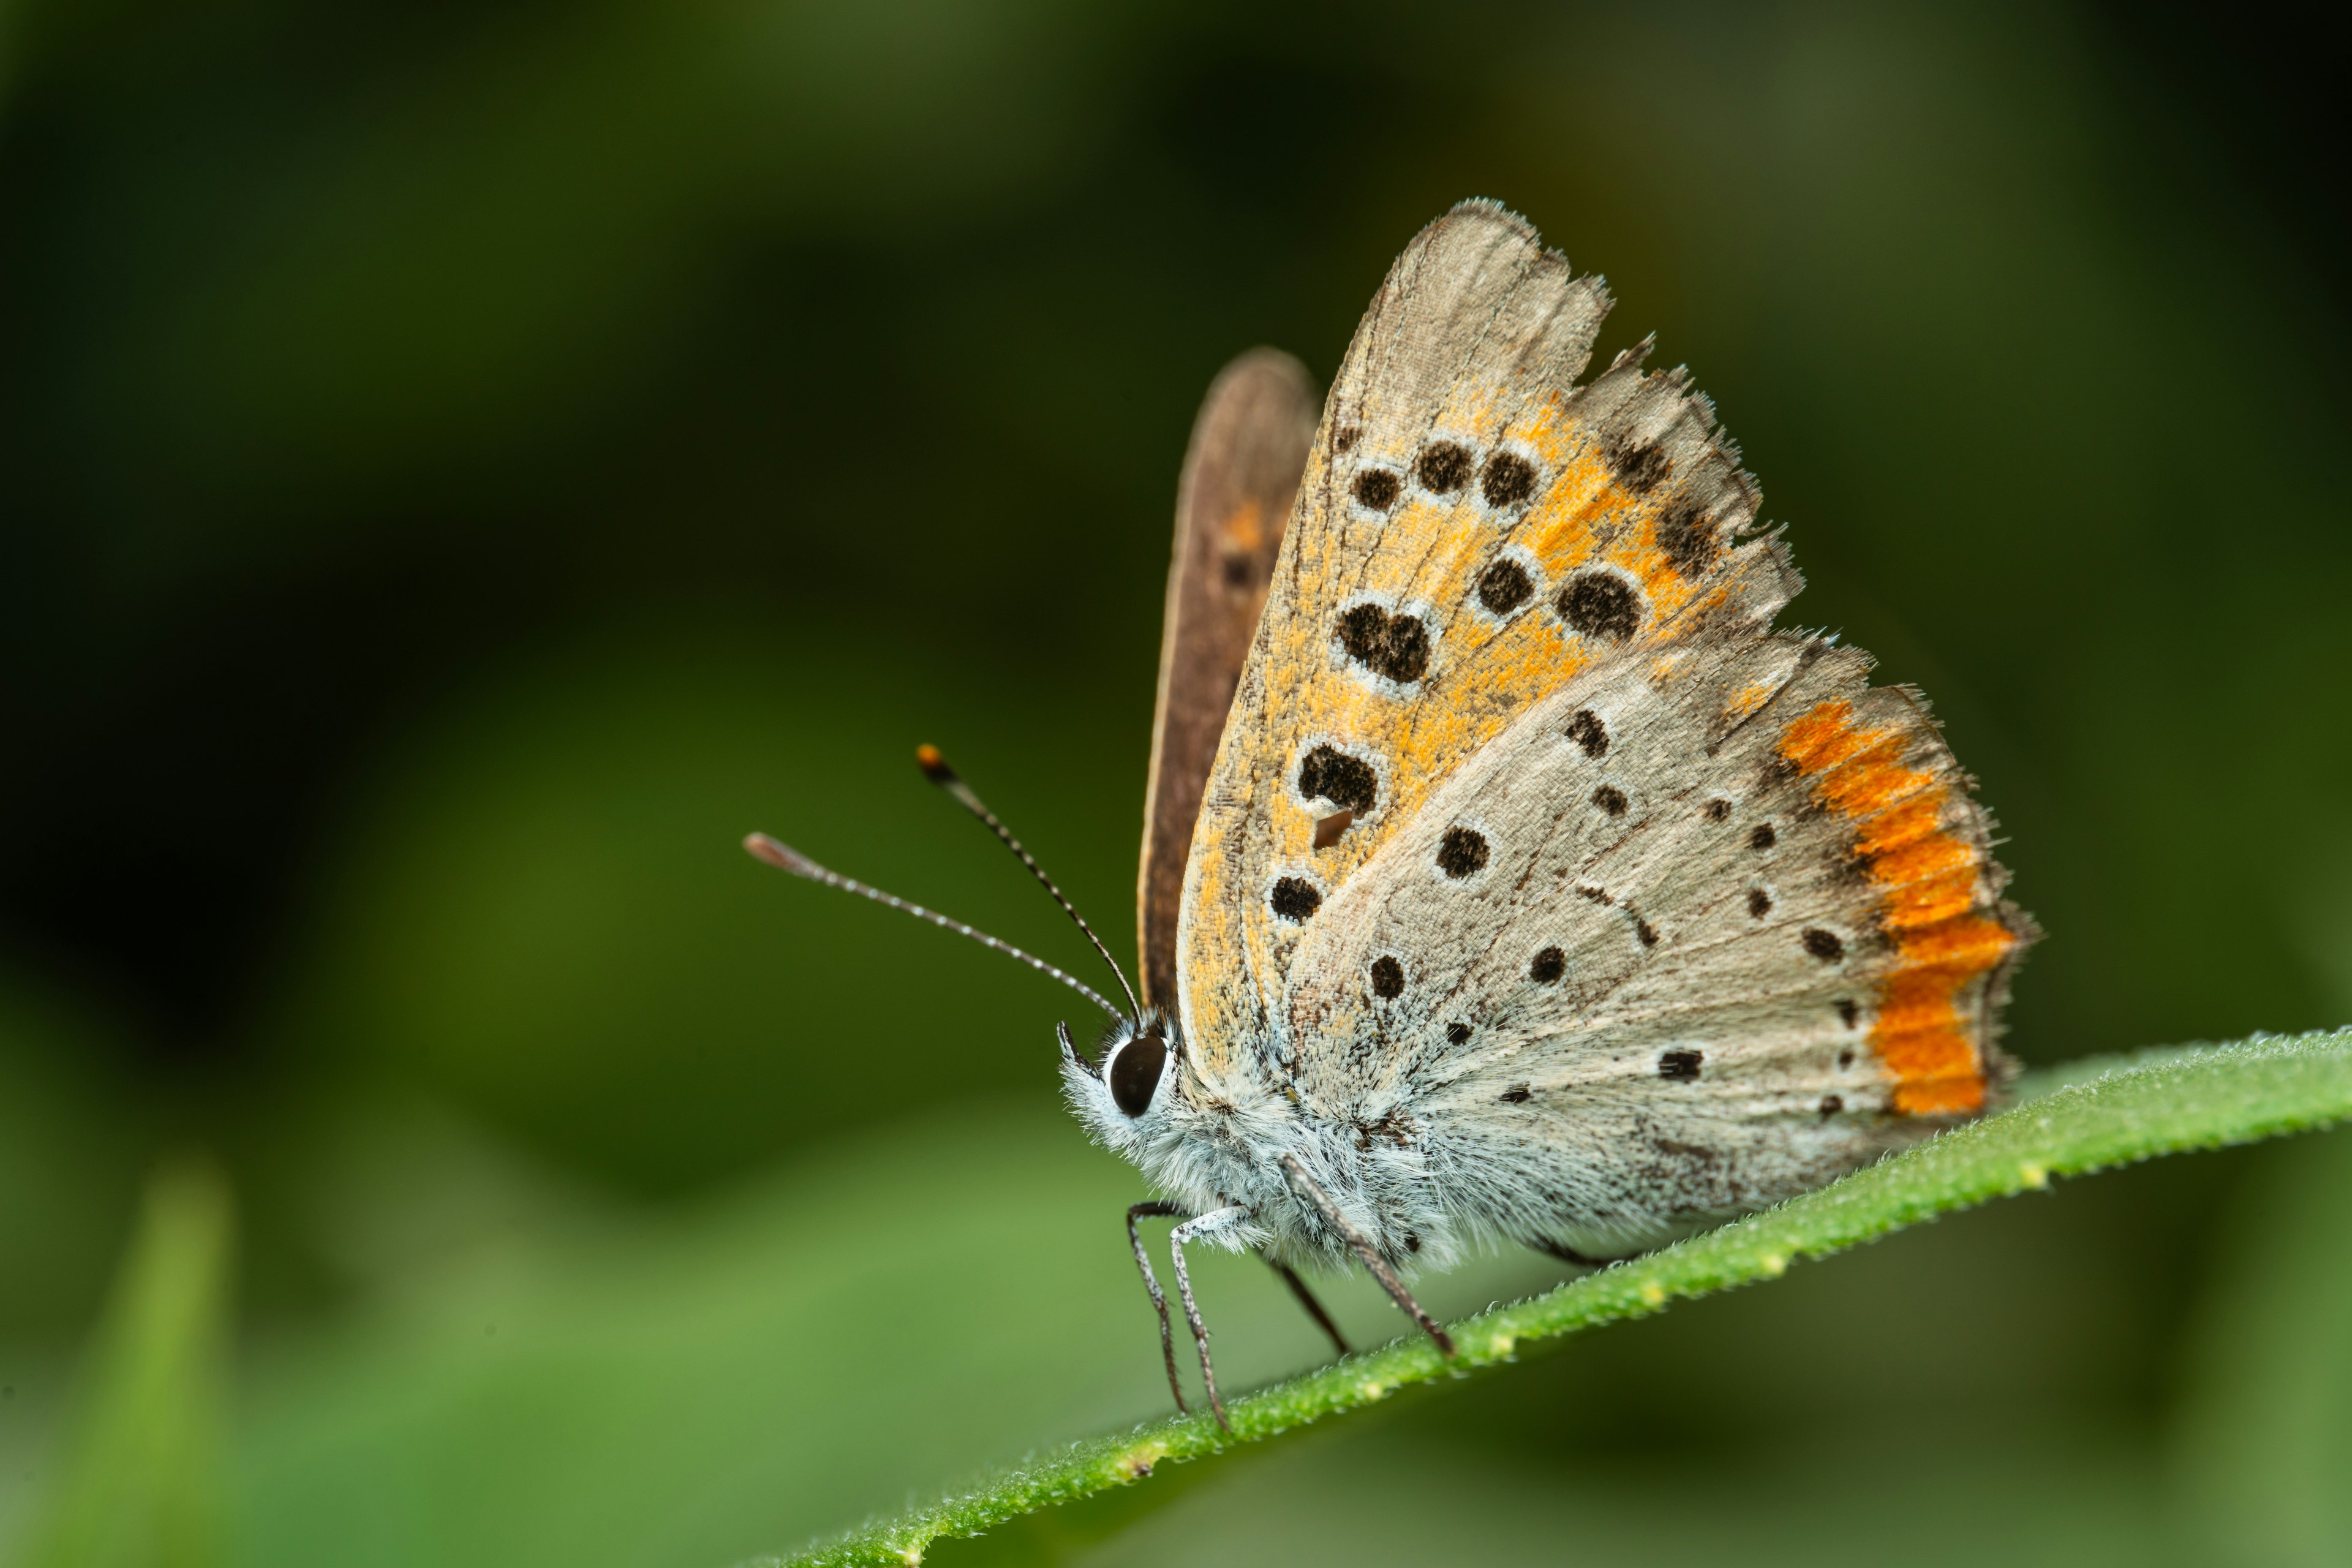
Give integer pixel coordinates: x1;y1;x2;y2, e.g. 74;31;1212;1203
767;1028;2352;1568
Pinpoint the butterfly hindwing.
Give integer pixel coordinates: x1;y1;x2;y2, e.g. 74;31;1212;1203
1277;631;2030;1250
1139;350;1317;1010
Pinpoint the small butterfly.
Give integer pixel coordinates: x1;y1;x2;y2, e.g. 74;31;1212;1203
748;200;2035;1429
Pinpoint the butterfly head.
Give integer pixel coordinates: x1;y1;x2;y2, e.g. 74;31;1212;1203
1062;1007;1189;1145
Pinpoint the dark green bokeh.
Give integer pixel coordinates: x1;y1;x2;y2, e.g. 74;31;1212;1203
1;1;2347;1563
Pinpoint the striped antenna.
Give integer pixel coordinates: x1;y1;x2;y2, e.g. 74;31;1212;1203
913;745;1145;1024
742;832;1125;1022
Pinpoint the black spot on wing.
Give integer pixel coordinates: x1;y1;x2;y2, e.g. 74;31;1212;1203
1480;451;1537;508
1499;1085;1531;1104
1634;916;1660;948
1352;468;1401;512
1370;955;1404;999
1437;826;1489;878
1802;928;1845;962
1656;497;1719;574
1658;1049;1702;1080
1558;572;1641;640
1476;558;1533;616
1837;1000;1860;1030
1298;745;1379;815
1270;878;1322;922
1750;823;1777;850
1529;946;1565;982
1414;442;1474;493
1592;785;1628;816
1703;797;1732;821
1336;604;1431;684
1333;424;1362;453
1605;434;1671;494
1446;1022;1471;1046
1819;1094;1844;1118
1747;888;1773;918
1566;709;1608;758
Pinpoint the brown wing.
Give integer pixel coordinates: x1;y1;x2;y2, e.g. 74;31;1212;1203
1137;349;1318;1010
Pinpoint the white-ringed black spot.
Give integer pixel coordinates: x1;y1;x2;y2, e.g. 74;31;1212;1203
1837;1001;1860;1031
1838;1048;1856;1068
1437;826;1489;878
1819;1093;1844;1118
1415;442;1474;493
1703;797;1732;822
1336;603;1431;684
1352;468;1402;511
1558;571;1642;640
1333;424;1362;453
1566;709;1608;758
1480;451;1537;507
1370;955;1405;1000
1634;916;1660;948
1446;1022;1472;1046
1298;744;1378;814
1476;558;1534;615
1747;888;1773;919
1802;928;1845;962
1751;823;1777;850
1593;784;1628;816
1529;946;1565;982
1658;1049;1702;1081
1270;877;1322;921
1499;1085;1532;1104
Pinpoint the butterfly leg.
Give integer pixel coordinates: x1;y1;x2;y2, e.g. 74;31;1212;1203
1262;1254;1350;1358
1125;1201;1189;1417
1279;1155;1456;1357
1168;1206;1250;1432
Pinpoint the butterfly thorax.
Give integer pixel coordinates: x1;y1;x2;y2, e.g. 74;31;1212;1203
1062;1011;1464;1271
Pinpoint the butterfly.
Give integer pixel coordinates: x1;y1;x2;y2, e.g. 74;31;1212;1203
748;200;2035;1430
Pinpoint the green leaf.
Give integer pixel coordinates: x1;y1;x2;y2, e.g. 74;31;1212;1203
769;1028;2352;1567
2174;1104;2352;1565
12;1162;235;1568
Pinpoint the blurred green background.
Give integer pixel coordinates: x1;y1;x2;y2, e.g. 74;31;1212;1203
3;0;2350;1563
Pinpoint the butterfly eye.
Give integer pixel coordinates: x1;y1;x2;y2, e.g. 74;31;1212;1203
1107;1030;1169;1118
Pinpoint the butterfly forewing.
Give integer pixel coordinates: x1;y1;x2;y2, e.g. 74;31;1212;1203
1139;349;1317;1011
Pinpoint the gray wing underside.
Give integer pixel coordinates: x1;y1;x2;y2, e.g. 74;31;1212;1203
1278;633;1992;1248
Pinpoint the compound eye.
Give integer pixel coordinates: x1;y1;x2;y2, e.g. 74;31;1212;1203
1107;1030;1168;1118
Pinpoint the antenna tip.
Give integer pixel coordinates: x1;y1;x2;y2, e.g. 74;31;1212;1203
914;744;958;785
743;832;818;877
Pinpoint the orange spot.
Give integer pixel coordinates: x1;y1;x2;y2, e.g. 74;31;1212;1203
1220;500;1265;554
1726;680;1777;720
1776;703;2021;1117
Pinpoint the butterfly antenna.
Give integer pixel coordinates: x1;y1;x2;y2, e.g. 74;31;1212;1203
742;832;1126;1023
914;745;1146;1024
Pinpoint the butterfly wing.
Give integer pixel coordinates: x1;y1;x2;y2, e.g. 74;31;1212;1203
1139;349;1317;1011
1175;201;2027;1243
1280;632;2030;1250
1179;200;1793;1077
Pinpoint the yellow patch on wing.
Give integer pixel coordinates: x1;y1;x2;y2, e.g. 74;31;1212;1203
1183;377;1758;1076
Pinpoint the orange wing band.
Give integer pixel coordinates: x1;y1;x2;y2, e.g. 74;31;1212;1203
1776;701;2022;1115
